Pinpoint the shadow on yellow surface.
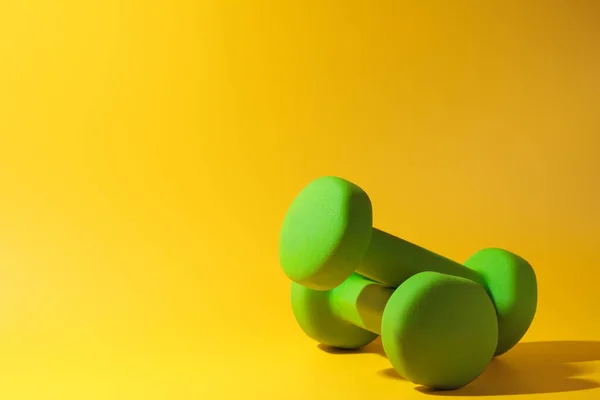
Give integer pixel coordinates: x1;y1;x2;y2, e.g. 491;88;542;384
321;340;600;395
318;338;388;358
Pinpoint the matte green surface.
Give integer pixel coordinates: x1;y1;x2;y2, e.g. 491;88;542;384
357;228;484;288
464;248;538;356
278;176;482;291
359;229;537;356
281;175;538;356
279;176;373;290
329;274;395;335
290;274;393;349
381;271;498;390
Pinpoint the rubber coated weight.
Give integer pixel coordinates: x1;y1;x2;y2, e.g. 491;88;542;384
279;176;537;356
291;272;498;390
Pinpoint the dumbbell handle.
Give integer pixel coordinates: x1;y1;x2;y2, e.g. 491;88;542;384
330;273;395;335
356;228;484;288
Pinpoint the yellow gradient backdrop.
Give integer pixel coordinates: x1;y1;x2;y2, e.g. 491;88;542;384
1;1;599;399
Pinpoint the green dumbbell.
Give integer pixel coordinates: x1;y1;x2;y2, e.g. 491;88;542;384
291;271;498;390
279;176;537;356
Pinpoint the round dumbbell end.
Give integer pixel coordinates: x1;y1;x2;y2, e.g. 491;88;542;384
290;281;379;349
381;271;498;390
464;248;538;356
279;176;373;290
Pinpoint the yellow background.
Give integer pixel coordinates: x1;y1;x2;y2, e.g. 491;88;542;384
1;1;599;399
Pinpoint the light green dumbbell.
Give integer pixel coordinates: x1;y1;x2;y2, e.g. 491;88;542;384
291;271;498;390
279;176;537;356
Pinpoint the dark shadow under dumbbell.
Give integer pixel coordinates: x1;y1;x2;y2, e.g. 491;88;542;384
382;340;600;395
317;336;387;359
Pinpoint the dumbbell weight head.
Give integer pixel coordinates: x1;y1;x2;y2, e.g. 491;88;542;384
280;176;537;356
462;248;537;356
280;176;373;291
291;272;498;390
381;272;498;389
